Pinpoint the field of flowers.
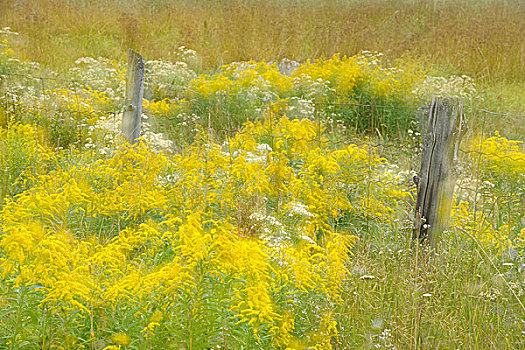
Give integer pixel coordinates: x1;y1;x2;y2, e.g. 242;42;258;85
1;23;525;349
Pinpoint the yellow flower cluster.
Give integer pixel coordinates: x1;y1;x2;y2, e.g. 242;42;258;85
183;53;425;104
452;200;512;252
474;131;525;179
143;98;182;115
41;88;114;121
0;123;54;203
0;27;19;64
1;37;15;58
0;114;410;348
453;132;524;253
189;60;294;97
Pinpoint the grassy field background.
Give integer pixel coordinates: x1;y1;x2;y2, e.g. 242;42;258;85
1;0;524;82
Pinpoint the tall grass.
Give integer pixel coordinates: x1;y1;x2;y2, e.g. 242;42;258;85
2;0;524;84
336;230;525;349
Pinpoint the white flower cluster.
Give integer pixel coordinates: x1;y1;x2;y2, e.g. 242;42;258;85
357;50;384;66
256;143;272;153
413;75;477;102
245;84;278;103
244;152;266;163
508;280;524;297
246;143;273;162
1;28;43;80
85;112;173;154
275;58;300;77
293;74;335;101
287;97;316;120
224;143;272;163
250;212;291;248
85;113;122;154
221;61;259;77
145;59;197;98
248;201;317;248
93;113;122;135
478;287;503;302
287;202;314;218
454;176;497;202
69;57;125;97
170;46;198;66
2;81;37;103
356;51;405;78
0;27;19;36
380;163;418;185
374;328;397;349
169;112;201;139
142;126;173;151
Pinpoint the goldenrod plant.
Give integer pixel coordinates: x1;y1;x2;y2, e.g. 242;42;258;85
0;116;382;348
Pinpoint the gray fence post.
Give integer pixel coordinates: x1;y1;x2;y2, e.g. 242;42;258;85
414;97;465;247
122;49;145;144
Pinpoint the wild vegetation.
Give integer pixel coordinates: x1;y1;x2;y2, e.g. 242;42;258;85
0;1;524;349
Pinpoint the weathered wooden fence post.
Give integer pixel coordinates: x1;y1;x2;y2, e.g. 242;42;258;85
122;49;145;144
414;97;465;247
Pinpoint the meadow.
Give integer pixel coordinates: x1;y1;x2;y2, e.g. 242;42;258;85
0;0;524;349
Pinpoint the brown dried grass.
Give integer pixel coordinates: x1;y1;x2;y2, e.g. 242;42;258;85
2;0;524;84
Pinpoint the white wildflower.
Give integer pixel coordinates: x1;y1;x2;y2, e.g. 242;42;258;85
360;275;375;280
288;202;314;218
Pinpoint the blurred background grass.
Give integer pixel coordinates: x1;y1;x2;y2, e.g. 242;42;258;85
1;0;523;83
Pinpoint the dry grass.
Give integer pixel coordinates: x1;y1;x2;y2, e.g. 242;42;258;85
336;231;525;349
2;0;524;84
